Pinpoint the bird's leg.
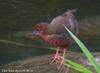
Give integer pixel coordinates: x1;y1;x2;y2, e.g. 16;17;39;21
50;47;60;64
58;48;67;70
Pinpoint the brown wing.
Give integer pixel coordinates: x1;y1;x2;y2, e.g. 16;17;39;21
48;9;78;35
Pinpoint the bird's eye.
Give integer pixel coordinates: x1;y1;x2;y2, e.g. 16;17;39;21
36;27;41;31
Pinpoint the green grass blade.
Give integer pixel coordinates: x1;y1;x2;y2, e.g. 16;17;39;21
63;25;100;73
64;58;92;73
60;56;92;73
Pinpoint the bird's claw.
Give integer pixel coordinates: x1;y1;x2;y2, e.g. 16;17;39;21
50;55;65;70
57;58;65;70
50;47;60;64
50;54;60;64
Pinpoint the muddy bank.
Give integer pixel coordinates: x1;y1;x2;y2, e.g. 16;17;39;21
0;52;99;73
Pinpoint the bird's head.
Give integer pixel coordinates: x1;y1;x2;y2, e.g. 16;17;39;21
33;23;48;35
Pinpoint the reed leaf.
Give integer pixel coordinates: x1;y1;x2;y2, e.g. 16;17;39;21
63;24;100;73
63;57;92;73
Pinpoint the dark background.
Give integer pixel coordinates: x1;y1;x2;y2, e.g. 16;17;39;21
0;0;100;66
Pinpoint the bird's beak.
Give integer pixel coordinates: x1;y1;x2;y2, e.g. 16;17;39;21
32;30;40;35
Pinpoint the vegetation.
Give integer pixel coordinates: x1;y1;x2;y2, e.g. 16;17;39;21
63;25;100;73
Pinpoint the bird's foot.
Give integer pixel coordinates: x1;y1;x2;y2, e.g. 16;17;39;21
50;47;67;70
50;47;60;64
57;57;65;70
50;52;60;64
50;54;65;70
57;48;67;70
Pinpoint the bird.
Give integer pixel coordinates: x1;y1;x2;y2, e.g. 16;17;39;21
33;9;79;69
